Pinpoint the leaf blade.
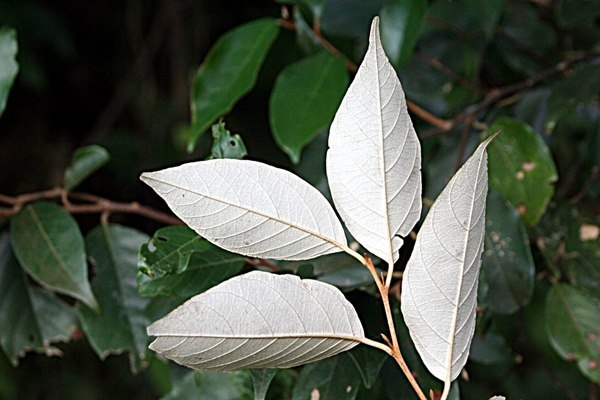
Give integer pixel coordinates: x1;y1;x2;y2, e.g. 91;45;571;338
401;138;492;383
270;51;348;163
10;201;97;309
188;19;279;151
0;27;18;118
77;224;151;372
326;17;422;266
140;159;349;261
147;270;365;371
64;144;110;191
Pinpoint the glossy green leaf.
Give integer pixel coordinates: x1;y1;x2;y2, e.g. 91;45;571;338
270;51;348;163
77;224;150;372
137;226;244;299
380;0;427;67
0;27;18;118
10;201;97;309
546;284;600;384
188;18;279;151
480;191;535;314
160;371;252;400
207;121;247;160
291;353;361;400
487;117;558;225
0;233;77;365
63;145;110;191
250;369;277;400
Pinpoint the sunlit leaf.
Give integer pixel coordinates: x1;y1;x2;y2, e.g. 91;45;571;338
401;138;492;385
270;51;348;164
188;19;279;151
327;17;422;266
141;159;350;261
77;224;150;372
64;144;110;191
148;271;365;370
10;201;97;309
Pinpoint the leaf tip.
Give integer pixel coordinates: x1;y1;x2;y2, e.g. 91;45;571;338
369;16;380;45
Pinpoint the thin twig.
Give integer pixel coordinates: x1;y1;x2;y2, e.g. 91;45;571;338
416;49;483;93
0;188;182;226
244;257;280;271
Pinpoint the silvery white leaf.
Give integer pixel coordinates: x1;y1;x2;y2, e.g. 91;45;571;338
401;138;492;383
326;16;421;266
140;159;348;260
148;270;365;370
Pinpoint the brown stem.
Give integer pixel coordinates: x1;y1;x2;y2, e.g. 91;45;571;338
0;188;182;226
364;256;427;400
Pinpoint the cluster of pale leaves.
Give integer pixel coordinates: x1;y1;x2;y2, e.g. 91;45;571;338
141;17;495;399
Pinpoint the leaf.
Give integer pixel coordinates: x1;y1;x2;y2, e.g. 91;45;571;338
0;232;77;365
207;121;247;160
137;226;244;300
487;117;558;225
401;138;492;384
291;353;361;400
380;0;427;67
160;371;252;400
140;159;350;261
480;191;535;314
469;330;513;365
326;17;422;266
188;18;279;151
147;270;365;371
77;224;150;372
270;51;348;164
545;283;600;384
10;201;97;309
63;144;110;191
0;27;18;118
348;345;387;389
250;369;277;400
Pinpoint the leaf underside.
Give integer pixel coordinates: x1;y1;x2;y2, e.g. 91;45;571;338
326;17;421;266
401;138;492;382
148;271;365;371
140;159;348;261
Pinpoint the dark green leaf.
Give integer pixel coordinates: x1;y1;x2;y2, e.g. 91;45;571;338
77;224;150;372
0;232;77;365
63;145;110;191
321;0;385;38
480;191;535;314
137;226;244;299
250;369;277;400
160;371;252;400
555;0;600;29
380;0;427;67
469;330;513;365
207;121;247;160
10;201;97;309
0;27;18;118
291;353;361;400
487;117;558;225
270;51;348;163
546;283;600;384
547;64;600;133
348;345;387;389
188;18;279;151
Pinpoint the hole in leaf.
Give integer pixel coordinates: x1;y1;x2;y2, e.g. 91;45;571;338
157;236;168;242
229;140;236;147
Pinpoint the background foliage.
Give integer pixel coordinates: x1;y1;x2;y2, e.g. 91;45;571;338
1;0;599;399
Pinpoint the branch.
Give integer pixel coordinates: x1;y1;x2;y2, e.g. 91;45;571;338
421;50;600;138
277;15;451;132
0;187;182;226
